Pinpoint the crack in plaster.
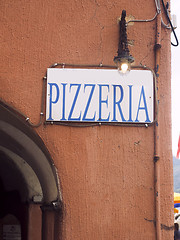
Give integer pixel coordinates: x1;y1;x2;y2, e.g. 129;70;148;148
91;0;117;64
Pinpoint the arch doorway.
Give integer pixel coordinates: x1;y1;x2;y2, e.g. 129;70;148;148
0;101;62;240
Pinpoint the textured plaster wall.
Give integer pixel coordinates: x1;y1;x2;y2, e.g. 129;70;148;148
0;0;174;239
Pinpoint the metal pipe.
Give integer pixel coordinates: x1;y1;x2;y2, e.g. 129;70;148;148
154;5;162;240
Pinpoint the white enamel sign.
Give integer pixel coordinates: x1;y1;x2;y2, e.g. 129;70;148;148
46;68;154;123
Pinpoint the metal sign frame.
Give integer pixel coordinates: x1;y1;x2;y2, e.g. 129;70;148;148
45;63;156;127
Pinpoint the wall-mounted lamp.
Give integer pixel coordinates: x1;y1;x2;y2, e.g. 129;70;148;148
114;10;134;74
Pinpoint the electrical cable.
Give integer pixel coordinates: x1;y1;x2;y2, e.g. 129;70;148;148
161;0;179;47
161;18;170;29
126;0;159;25
154;0;161;13
126;13;158;25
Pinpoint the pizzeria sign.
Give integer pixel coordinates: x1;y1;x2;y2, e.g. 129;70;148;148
46;68;154;123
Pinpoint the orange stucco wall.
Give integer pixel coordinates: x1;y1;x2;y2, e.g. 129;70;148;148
1;0;174;239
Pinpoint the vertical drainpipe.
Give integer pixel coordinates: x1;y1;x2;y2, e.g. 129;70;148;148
154;5;161;240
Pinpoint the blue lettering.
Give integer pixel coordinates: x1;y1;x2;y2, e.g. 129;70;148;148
61;83;67;121
68;84;81;121
112;85;126;122
127;85;133;122
47;83;59;121
82;84;96;121
98;85;110;121
135;86;150;122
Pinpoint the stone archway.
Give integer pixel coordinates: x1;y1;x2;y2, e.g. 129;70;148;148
0;100;62;240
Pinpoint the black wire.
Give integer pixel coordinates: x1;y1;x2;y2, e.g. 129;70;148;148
161;0;179;47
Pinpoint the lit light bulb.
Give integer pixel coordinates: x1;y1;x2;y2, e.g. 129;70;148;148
116;61;131;74
120;63;129;73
